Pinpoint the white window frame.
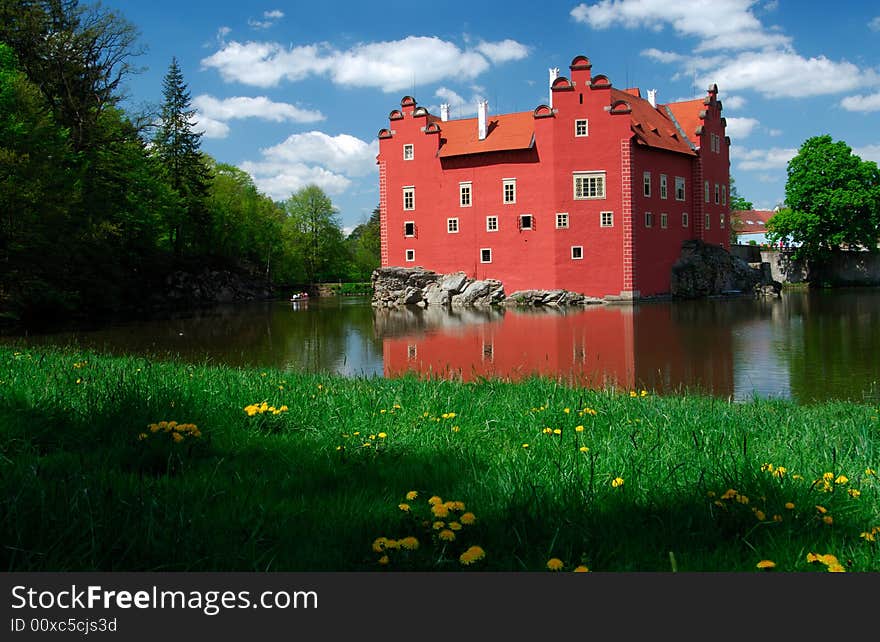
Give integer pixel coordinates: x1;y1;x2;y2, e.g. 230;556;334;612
575;119;589;137
704;181;710;204
403;186;415;211
403;144;414;161
660;212;668;229
486;216;498;232
660;174;668;200
459;182;472;208
556;213;569;229
675;177;686;201
403;221;415;237
643;172;651;198
405;249;415;262
480;248;492;264
447;217;459;234
503;178;516;204
573;171;606;200
644;211;654;228
519;214;534;231
571;245;584;260
704;213;711;230
682;212;689;227
600;211;614;228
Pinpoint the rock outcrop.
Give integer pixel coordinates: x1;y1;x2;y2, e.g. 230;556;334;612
671;240;781;298
371;267;602;308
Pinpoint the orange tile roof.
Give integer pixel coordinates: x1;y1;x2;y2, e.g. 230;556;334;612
663;98;706;148
437;111;535;158
611;89;695;157
731;210;775;234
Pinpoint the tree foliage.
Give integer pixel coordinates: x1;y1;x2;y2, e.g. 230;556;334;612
283;185;348;284
767;135;880;260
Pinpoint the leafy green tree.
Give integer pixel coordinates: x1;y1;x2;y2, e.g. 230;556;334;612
152;57;212;256
283;185;347;284
345;206;381;281
767;135;880;260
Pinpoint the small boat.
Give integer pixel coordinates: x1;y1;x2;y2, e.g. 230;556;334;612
290;292;310;302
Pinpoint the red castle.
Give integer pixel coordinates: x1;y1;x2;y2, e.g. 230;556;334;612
376;55;730;299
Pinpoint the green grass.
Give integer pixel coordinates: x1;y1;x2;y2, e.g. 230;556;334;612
1;346;878;572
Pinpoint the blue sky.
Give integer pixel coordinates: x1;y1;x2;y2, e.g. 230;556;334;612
103;0;880;230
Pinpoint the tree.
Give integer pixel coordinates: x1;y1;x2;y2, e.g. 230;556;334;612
345;207;381;281
728;176;754;245
152;57;212;255
767;135;880;260
283;185;346;284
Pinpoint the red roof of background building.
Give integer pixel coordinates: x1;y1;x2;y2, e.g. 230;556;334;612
731;210;775;234
610;89;696;157
437;111;535;158
663;98;707;148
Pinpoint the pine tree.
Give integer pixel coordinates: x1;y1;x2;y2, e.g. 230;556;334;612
153;57;211;255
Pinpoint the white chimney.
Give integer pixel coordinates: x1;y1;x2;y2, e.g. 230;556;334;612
440;103;449;122
549;67;559;108
477;100;488;140
647;89;657;108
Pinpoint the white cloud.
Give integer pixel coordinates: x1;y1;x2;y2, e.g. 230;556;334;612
725;116;759;139
475;39;530;64
431;87;488;117
239;131;379;200
194;115;230;139
841;92;880;112
249;9;284;30
869;16;880;31
732;146;797;171
853;144;880;163
193;94;325;124
762;1;778;11
571;0;791;51
264;10;284;19
642;48;685;64
722;95;746;110
699;50;870;98
201;36;529;92
767;128;782;137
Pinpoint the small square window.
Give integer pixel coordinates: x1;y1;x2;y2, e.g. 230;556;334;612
519;214;533;231
682;212;689;227
405;249;415;262
404;221;415;237
644;212;654;228
600;211;614;227
407;344;417;360
503;179;516;204
447;218;459;233
643;172;651;198
660;174;668;199
486;216;498;232
571;246;584;260
575;119;589;137
660;212;668;229
556;213;569;229
480;248;492;263
403;186;415;211
460;182;472;207
403;144;414;161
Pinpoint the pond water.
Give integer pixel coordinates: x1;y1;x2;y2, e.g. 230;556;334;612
5;289;880;404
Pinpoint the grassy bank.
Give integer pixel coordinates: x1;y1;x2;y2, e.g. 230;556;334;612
1;346;877;572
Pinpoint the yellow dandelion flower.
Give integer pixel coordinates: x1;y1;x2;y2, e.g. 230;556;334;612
432;521;445;530
449;521;462;531
438;529;456;542
553;428;562;435
792;474;804;480
761;463;773;473
542;427;552;434
378;555;390;566
451;426;460;433
369;434;376;440
137;433;148;441
866;467;876;477
818;554;839;566
380;409;387;414
171;432;184;443
611;477;624;488
629;391;637;398
459;545;486;565
398;503;411;512
827;563;846;573
546;558;564;571
721;489;738;500
815;505;828;514
353;431;360;436
773;514;783;523
399;537;419;550
756;560;776;570
806;553;821;564
859;531;876;542
575;425;584;432
428;495;443;506
823;515;834;525
848;488;861;498
522;443;530;448
835;475;849;485
736;494;749;505
384;539;400;550
822;472;834;482
406;490;418;501
372;537;388;553
460;512;476;525
754;510;766;521
784;502;795;510
564;408;570;414
431;504;449;518
279;405;288;412
640;389;648;396
773;467;787;478
573;565;590;572
579;446;589;453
